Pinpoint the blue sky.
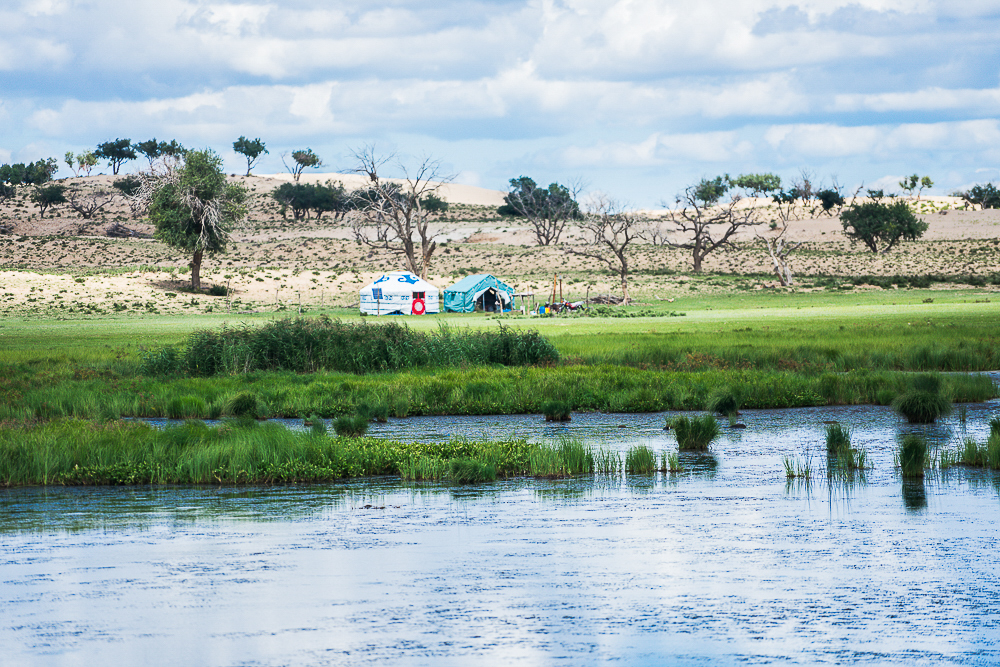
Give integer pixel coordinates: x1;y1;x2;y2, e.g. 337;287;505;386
2;0;999;206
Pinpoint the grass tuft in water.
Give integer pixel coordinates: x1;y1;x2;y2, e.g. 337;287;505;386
783;455;812;479
625;445;657;474
449;457;496;484
672;414;720;451
593;448;621;476
706;387;740;418
661;450;681;473
825;423;851;453
333;414;369;438
541;400;572;422
892;374;952;424
899;435;928;478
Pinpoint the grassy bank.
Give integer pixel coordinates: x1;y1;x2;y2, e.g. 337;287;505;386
0;419;536;487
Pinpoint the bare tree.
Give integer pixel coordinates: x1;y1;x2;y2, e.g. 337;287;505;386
569;195;643;305
661;184;759;273
499;176;583;245
67;186;117;220
756;224;801;286
349;146;453;280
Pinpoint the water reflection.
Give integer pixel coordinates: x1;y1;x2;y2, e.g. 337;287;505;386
902;479;928;511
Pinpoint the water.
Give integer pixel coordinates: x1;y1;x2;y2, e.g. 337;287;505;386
3;404;1000;666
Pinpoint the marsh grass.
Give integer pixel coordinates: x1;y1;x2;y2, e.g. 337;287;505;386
892;374;952;424
333;414;369;438
593;448;621;476
673;414;720;451
825;423;851;453
0;419;536;486
449;457;496;484
528;439;594;477
783;455;813;479
956;432;1000;469
541;400;572;422
625;445;657;474
707;387;739;418
661;450;681;473
899;435;928;478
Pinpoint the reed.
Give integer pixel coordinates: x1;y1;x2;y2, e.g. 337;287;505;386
662;450;681;473
541;400;572;422
825;423;851;453
783;455;812;479
625;445;657;474
398;455;450;481
899;435;928;478
332;414;370;438
449;457;496;484
672;414;720;451
706;387;739;418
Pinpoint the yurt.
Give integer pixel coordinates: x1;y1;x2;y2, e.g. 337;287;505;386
443;274;515;313
359;271;440;315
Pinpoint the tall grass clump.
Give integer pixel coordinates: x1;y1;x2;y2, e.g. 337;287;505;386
892;374;951;424
783;455;812;479
225;392;260;419
672;414;720;451
625;445;657;474
899;435;928;478
541;400;572;422
825;423;851;454
399;455;450;481
661;450;681;473
449;457;496;484
173;317;559;376
333;414;369;438
706;387;739;418
593;448;621;476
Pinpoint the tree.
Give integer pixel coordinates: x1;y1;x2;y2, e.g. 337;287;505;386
568;195;643;305
660;182;758;273
756;222;802;286
272;182;314;222
1;159;58;187
148;149;247;290
135;139;164;166
282;149;321;182
693;175;729;205
95;138;136;175
498;176;582;245
961;183;1000;209
840;199;928;254
31;184;67;217
815;186;846;216
729;173;782;198
349;146;452;279
233;136;268;176
113;176;146;218
67;185;116;220
899;174;933;200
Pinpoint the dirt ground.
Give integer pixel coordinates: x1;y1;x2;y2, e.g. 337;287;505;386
1;175;998;319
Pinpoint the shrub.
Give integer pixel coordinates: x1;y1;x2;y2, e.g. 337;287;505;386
706;387;739;418
672;414;720;451
892;374;951;423
139;346;182;375
899;435;927;478
207;284;228;297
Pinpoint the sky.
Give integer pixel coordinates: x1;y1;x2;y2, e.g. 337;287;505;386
2;0;999;207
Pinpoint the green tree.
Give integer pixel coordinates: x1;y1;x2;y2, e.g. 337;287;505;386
961;183;1000;209
149;149;247;290
693;175;729;205
498;176;581;245
840;199;928;254
729;173;781;198
31;184;67;217
283;148;321;182
95;138;136;175
233;136;268;176
135;139;164;166
899;174;933;199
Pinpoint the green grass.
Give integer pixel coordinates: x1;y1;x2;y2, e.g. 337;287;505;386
625;445;657;474
672;414;720;451
899;435;928;478
0;419;538;487
892;374;952;423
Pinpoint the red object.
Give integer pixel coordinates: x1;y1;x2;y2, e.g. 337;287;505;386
411;298;426;315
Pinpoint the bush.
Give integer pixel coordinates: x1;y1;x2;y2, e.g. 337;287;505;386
892;374;951;423
899;435;927;478
672;414;720;451
207;284;228;297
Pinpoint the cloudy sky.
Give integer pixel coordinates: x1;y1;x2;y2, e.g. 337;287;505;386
2;0;999;206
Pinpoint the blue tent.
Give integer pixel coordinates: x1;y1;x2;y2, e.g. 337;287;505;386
443;274;515;313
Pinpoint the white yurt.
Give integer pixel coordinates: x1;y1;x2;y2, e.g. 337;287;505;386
359;271;441;316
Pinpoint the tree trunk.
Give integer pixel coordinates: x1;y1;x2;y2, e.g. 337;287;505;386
692;249;703;273
621;274;630;306
191;249;203;291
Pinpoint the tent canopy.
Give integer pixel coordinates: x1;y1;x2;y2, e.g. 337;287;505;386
359;271;440;315
443;274;514;313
